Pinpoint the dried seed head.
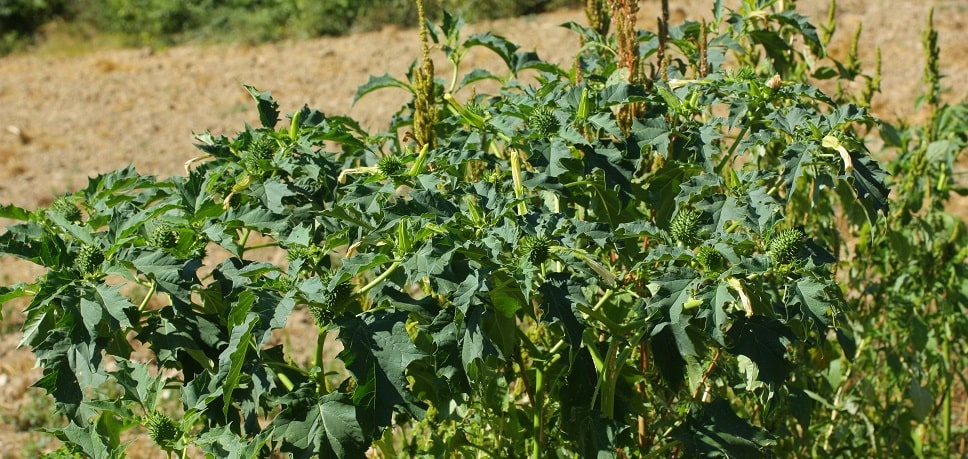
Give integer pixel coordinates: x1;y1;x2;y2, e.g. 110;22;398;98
766;73;782;91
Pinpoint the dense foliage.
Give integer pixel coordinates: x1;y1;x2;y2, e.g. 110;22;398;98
0;0;70;53
0;0;578;53
1;0;966;457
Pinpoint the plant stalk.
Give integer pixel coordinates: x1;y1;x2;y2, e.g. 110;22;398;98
314;329;329;394
360;260;402;294
531;365;545;459
510;148;527;216
942;318;952;456
137;279;158;313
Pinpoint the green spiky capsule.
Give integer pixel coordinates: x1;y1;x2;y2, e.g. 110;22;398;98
241;152;266;176
49;196;82;223
465;103;487;119
520;235;552;265
527;105;560;138
76;244;104;275
145;412;182;450
187;238;208;260
377;155;406;178
670;209;704;247
767;228;806;265
147;224;177;249
247;136;277;161
308;272;353;327
286;245;314;263
696;245;724;271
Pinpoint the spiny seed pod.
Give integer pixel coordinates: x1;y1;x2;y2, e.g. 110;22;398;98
286;245;314;263
736;67;756;81
247;136;277;161
696;245;724;271
49;196;82;223
520;235;552;265
465;103;487;119
670;209;704;247
144;412;182;450
76;244;104;275
377;156;406;178
147;224;177;249
767;228;806;265
308;272;353;327
241;151;266;176
527;105;560;138
188;239;208;260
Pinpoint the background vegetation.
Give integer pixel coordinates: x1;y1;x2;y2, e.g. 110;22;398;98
0;0;579;55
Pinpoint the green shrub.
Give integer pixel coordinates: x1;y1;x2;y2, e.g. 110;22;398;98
0;0;68;53
1;1;964;457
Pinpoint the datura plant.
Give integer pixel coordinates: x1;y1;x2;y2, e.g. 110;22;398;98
5;0;964;458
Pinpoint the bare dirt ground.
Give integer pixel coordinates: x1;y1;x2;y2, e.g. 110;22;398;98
0;1;966;456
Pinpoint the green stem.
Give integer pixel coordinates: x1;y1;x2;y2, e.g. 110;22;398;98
408;143;431;177
510;148;527;216
531;365;545;459
360;260;403;294
137;280;157;313
449;57;461;93
942;318;952;456
601;340;620;418
314;330;329;394
717;124;749;173
244;242;279;251
239;228;252;257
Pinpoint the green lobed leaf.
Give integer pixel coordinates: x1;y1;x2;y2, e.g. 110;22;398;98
790;276;844;327
272;386;368;459
195;425;274;459
337;311;429;429
243;84;280;128
464;32;519;69
353;73;409;104
672;398;777;458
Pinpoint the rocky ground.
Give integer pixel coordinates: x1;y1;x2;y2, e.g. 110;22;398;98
1;1;966;456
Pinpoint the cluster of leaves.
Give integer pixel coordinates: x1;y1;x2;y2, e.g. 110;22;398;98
1;0;964;457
